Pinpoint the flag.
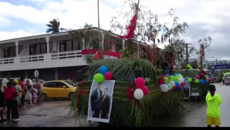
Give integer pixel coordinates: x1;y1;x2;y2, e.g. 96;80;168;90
118;14;137;40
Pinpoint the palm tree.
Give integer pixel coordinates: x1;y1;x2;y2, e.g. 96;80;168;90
46;19;60;33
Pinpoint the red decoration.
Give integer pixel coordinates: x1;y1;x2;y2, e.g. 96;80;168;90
196;76;200;79
172;86;178;91
118;14;137;40
94;51;99;59
104;72;113;80
77;81;89;112
180;82;185;87
141;86;149;95
135;77;145;88
158;78;165;85
126;86;141;109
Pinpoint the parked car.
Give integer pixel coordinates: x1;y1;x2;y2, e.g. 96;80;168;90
40;80;77;101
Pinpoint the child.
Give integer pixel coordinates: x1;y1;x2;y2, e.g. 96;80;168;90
0;83;6;123
4;81;18;122
33;87;38;104
206;85;222;127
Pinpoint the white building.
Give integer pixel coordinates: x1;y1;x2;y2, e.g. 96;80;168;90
0;28;139;80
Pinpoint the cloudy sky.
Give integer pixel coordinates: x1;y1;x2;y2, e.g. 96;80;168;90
0;0;229;61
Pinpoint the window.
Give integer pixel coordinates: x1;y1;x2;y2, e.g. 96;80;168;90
65;81;76;87
57;82;68;88
43;82;57;88
116;44;122;52
59;40;73;52
18;45;23;55
4;46;16;58
29;43;47;55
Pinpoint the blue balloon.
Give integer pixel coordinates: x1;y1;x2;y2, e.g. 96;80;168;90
184;78;187;82
205;80;208;84
99;65;108;75
199;79;205;84
165;74;170;77
174;81;181;90
174;73;179;76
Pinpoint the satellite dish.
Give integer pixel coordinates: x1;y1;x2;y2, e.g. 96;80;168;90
34;70;39;78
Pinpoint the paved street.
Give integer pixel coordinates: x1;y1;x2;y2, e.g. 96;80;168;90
1;83;230;127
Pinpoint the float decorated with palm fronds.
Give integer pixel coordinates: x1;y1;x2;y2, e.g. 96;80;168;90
67;0;208;126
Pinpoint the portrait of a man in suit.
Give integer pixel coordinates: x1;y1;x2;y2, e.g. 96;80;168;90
90;83;103;118
100;88;110;119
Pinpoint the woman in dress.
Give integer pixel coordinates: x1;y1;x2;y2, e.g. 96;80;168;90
24;80;33;107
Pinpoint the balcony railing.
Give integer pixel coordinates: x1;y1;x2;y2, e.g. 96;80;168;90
51;50;82;60
0;57;14;64
20;55;45;63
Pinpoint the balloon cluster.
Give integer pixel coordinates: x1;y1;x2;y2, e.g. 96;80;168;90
93;65;113;83
193;75;212;84
159;73;186;92
133;77;149;100
186;64;193;70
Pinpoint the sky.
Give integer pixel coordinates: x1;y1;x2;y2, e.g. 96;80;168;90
0;0;230;61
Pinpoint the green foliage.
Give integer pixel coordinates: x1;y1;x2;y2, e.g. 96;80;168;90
46;18;60;33
119;46;133;58
68;80;184;126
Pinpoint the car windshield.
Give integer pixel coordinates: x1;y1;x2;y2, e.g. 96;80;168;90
65;81;77;87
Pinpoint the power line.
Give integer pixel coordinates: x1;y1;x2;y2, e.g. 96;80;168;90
210;18;230;37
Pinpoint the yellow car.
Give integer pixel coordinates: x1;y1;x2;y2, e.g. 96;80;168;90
40;80;77;101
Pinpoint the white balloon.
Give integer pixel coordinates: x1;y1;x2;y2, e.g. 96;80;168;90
160;84;169;92
179;75;183;78
179;78;184;84
169;81;175;88
134;89;144;100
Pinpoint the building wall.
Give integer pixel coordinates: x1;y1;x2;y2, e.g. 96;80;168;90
2;70;26;78
28;68;55;80
57;66;87;80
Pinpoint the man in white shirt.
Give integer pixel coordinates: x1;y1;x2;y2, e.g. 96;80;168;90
1;73;10;113
1;73;10;93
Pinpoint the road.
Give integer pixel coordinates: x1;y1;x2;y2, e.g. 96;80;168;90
1;83;229;127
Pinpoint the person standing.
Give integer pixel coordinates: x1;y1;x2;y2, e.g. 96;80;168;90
20;78;25;109
11;79;20;122
206;85;222;127
0;82;6;122
16;81;23;109
1;73;11;114
90;83;103;118
4;81;18;122
33;78;41;103
101;88;110;119
25;80;33;107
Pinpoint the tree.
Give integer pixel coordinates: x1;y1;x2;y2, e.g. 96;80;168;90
46;19;60;33
198;36;212;70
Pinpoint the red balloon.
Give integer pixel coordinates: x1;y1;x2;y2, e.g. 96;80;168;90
104;72;113;80
172;86;177;91
196;76;200;79
158;78;165;85
141;86;149;95
135;77;145;88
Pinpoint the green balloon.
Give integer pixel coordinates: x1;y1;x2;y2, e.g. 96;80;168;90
175;75;180;79
169;84;173;90
164;77;169;83
170;75;175;81
195;79;199;84
187;78;192;82
174;77;179;82
205;75;208;78
93;73;105;83
179;74;183;77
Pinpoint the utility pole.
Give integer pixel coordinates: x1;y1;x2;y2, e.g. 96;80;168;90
97;0;101;50
216;58;217;64
185;44;188;65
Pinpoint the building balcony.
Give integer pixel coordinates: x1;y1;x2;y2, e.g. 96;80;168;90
0;50;87;71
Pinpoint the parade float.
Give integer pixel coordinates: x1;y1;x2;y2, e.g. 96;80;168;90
67;0;210;126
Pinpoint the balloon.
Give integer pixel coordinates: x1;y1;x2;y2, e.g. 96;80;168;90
174;73;179;76
199;79;205;84
158;78;165;85
165;84;171;91
165;75;170;80
104;72;113;80
174;77;179;82
135;77;145;88
160;84;169;92
165;74;170;77
169;81;176;88
93;73;105;83
187;78;192;82
141;86;149;95
99;65;108;75
172;86;178;91
169;84;173;90
134;89;144;100
205;80;208;84
186;64;190;68
175;75;180;79
179;74;183;78
178;78;184;84
164;76;169;83
195;79;199;83
175;82;181;90
196;76;200;79
170;75;175;81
